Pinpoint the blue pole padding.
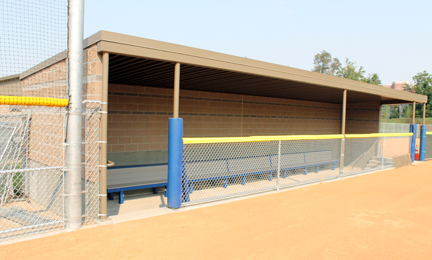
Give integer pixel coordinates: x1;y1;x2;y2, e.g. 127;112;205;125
420;125;427;161
167;118;183;209
410;124;417;162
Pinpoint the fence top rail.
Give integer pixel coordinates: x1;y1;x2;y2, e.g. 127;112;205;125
183;134;343;144
345;133;413;139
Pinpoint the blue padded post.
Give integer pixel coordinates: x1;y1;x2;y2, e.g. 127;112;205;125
420;125;427;161
167;118;183;209
410;124;417;162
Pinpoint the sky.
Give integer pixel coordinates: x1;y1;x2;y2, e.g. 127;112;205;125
83;0;431;85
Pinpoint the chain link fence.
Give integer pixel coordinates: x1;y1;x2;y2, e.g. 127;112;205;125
343;135;411;176
181;136;343;206
0;105;66;241
181;134;412;207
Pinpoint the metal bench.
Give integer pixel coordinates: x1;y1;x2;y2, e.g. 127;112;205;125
183;150;339;194
277;150;339;177
107;164;168;204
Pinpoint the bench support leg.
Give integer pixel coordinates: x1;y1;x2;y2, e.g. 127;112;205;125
189;182;193;194
332;163;335;170
304;168;308;175
223;178;228;188
269;172;273;181
315;166;319;173
119;191;124;204
283;170;287;179
108;193;114;201
153;188;158;194
242;176;246;186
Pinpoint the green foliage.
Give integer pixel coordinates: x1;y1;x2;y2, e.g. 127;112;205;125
312;51;382;85
390;105;400;119
402;71;432;118
335;58;366;81
362;73;382;85
312;50;341;76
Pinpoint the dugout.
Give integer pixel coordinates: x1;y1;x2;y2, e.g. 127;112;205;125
9;31;427;213
91;31;425;167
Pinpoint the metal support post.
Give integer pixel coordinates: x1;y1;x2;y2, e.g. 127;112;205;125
99;52;109;220
340;90;347;176
413;101;416;124
65;0;84;230
277;141;281;191
173;63;180;118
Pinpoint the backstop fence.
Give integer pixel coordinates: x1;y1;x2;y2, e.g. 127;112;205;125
180;133;413;206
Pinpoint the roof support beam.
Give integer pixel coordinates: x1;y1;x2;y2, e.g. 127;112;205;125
340;90;347;176
173;63;180;118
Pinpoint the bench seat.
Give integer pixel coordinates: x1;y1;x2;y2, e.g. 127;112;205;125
107;164;168;204
183;150;339;196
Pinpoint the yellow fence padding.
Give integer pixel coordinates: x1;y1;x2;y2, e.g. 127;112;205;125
183;133;414;144
0;96;69;107
345;133;413;138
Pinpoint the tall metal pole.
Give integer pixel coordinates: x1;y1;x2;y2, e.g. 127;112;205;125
413;101;416;124
340;90;347;176
423;103;426;126
173;63;180;118
99;52;109;220
66;0;84;230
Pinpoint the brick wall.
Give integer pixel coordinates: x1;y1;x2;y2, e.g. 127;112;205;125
346;101;381;134
107;84;381;156
8;44;103;168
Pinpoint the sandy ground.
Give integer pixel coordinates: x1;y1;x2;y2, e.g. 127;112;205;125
1;161;432;260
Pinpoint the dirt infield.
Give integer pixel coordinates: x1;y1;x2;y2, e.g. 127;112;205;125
2;161;432;260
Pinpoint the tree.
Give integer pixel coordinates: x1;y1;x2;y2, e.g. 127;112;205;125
335;58;366;81
312;50;341;76
362;73;382;85
312;51;383;85
402;71;432;118
389;106;400;119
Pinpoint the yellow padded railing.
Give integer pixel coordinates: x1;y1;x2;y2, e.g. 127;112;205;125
427;132;432;135
345;133;413;139
0;96;69;107
183;133;413;144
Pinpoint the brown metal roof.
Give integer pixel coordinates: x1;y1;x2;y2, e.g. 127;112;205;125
96;31;426;104
18;30;427;104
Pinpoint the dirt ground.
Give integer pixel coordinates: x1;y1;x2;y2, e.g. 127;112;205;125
2;161;432;260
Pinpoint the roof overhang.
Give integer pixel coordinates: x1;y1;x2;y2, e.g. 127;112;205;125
18;30;428;105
